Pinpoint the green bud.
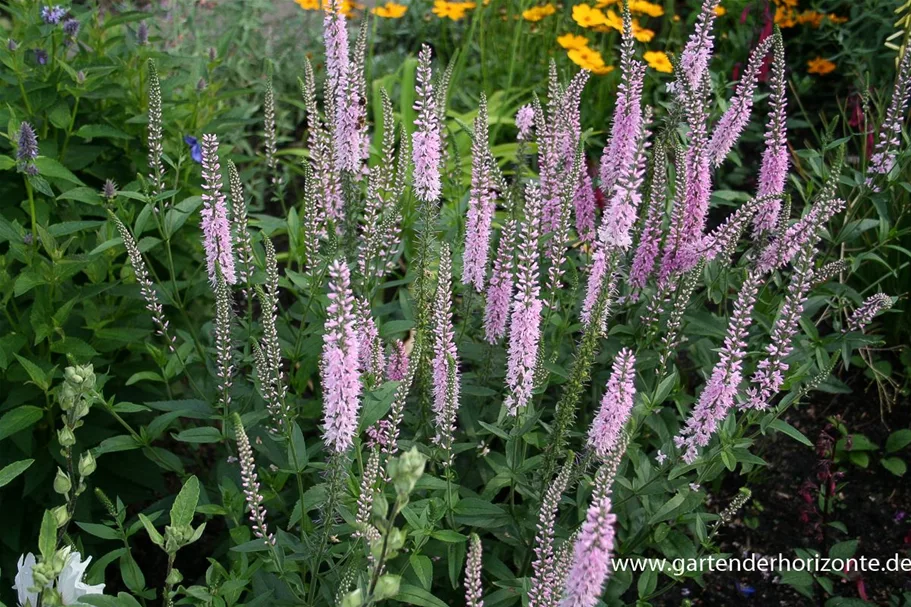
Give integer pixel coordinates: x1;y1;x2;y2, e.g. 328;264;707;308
57;426;76;447
386;527;406;552
388;447;426;497
166;567;184;586
53;468;72;495
371;492;389;527
64;366;83;385
52;505;70;528
59;383;77;411
78;451;96;477
340;588;363;607
373;575;401;601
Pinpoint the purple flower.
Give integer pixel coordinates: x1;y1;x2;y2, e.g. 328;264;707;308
41;5;67;25
463;95;496;291
529;461;573;607
385;340;409;381
867;48;911;187
431;244;460;456
754;34;788;232
707;36;774;166
676;270;763;463
588;349;637;459
847;293;893;333
561;495;616;607
505;185;543;415
629;148;668;292
324;0;360;173
137;21;148;46
745;247;815;410
199;134;236;285
574;167;596;245
516;104;535;141
357;297;383;378
233;414;275;545
63;17;80;37
34;49;48;65
8;39;18;51
17;122;38;162
321;260;362;452
412;44;442;202
484;220;517;344
184;136;202;163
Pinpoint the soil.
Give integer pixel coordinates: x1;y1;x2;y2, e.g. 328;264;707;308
661;385;911;606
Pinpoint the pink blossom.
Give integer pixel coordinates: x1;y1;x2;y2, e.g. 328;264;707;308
385;340;409;381
588;349;637;459
432;244;460;451
200;134;236;285
754;34;788;232
516;104;535;141
321;260;362;452
561;495;616;607
484;220;517;344
412;45;442;202
463;95;497;291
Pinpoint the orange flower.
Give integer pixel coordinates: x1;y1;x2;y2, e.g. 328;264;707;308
828;14;848;24
594;0;618;6
796;10;824;28
643;50;673;73
632;20;655;42
522;3;556;21
295;0;320;10
714;5;726;16
572;4;609;28
807;56;836;75
557;33;589;50
774;6;796;28
372;0;407;17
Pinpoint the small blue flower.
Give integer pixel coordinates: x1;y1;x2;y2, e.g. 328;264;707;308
735;581;755;597
184;136;202;163
41;5;67;25
34;49;48;65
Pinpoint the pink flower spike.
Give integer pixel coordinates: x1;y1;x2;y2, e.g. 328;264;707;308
321;260;362;453
561;495;616;607
505;185;543;415
412;45;442;202
588;349;637;459
200;134;236;286
484;220;517;344
463;95;497;291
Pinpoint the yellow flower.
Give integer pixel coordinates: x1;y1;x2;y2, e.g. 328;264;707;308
632;20;655;42
713;5;726;16
432;0;475;20
594;0;618;7
828;14;848;24
567;46;613;74
628;0;664;18
557;33;589;50
807;56;836;75
523;3;556;21
372;0;407;17
643;50;673;73
295;0;320;10
572;4;609;28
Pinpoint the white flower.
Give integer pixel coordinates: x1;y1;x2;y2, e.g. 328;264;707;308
12;549;105;607
13;553;41;607
57;548;105;605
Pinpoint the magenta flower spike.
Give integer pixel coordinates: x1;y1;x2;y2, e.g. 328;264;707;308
753;34;788;232
574;167;596;245
588;349;637;459
321;260;362;453
431;243;460;451
200;134;236;286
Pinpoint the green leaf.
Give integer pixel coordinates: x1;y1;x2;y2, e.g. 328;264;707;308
13;354;51;391
0;155;15;171
170;475;200;527
0;459;34;487
0;406;45;442
76;124;132;140
288;423;308;472
34;156;85;185
637;568;658;598
138;513;164;547
648;492;687;525
173;427;222;444
409;554;433;590
768;419;813;447
431;530;467;543
452;498;510;529
886;429;911;453
828;539;858;560
76;522;121;541
881;456;906;477
394;584;448;607
39;510;57;559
